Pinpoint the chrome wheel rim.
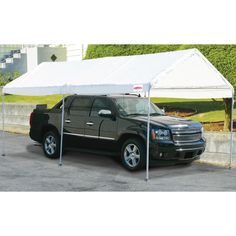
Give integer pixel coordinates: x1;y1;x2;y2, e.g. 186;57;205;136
124;143;140;168
44;135;56;155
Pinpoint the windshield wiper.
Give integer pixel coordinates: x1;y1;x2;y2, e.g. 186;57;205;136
126;113;162;116
126;113;147;116
150;112;163;116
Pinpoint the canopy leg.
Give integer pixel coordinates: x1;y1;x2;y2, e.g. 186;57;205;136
145;88;151;181
59;96;65;166
1;94;5;157
229;93;234;169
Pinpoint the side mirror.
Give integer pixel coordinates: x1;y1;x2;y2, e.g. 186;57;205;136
161;107;165;115
98;109;113;118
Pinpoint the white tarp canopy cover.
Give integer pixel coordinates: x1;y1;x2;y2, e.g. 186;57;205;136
3;48;234;98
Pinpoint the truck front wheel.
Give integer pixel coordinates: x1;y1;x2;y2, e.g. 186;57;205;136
121;138;146;171
43;131;60;159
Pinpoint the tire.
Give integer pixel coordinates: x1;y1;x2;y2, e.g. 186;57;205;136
43;131;60;159
121;138;146;171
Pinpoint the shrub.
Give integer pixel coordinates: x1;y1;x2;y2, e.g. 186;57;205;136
0;71;21;86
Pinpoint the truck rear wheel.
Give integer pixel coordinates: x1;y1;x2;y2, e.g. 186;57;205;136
121;138;146;171
43;131;60;159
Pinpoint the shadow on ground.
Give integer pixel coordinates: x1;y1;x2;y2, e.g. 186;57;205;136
2;132;236;191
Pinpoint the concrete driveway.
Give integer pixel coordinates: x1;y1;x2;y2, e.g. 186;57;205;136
1;132;236;191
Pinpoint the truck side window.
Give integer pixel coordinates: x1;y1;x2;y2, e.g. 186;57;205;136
53;98;68;110
90;98;111;117
70;97;92;115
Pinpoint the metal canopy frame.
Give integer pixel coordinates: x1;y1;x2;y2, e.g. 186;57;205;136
55;86;234;181
1;86;235;181
59;95;65;166
229;90;234;168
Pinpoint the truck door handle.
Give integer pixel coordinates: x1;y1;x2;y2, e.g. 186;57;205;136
65;119;71;123
86;122;94;126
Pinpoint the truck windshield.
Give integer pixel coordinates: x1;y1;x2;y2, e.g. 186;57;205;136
115;97;164;116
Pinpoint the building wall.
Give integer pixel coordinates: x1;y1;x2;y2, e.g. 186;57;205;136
0;45;22;59
26;47;38;72
37;47;67;64
0;46;67;76
2;54;27;75
200;132;236;167
66;44;87;61
0;45;85;79
0;45;35;60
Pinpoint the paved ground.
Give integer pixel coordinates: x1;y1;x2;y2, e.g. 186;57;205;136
1;132;236;191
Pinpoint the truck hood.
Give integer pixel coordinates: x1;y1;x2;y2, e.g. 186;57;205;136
128;115;201;129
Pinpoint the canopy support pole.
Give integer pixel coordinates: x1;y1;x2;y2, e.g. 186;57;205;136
229;91;234;169
1;93;5;157
59;95;65;166
145;87;151;181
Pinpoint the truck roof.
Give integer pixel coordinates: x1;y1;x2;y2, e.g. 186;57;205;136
69;93;141;98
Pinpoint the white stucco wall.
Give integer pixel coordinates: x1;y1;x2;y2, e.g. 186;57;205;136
66;44;87;61
26;47;38;71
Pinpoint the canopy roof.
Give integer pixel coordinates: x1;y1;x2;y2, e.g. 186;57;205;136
3;48;234;98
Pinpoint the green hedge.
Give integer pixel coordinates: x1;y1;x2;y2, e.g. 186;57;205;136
85;44;236;90
0;71;21;86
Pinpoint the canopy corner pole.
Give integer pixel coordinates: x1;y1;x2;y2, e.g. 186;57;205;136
229;91;234;169
145;86;151;181
59;95;65;167
1;93;5;157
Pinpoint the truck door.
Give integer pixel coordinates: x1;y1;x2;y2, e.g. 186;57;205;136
64;96;92;146
84;97;117;150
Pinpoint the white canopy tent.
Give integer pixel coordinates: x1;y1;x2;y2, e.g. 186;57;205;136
2;48;234;180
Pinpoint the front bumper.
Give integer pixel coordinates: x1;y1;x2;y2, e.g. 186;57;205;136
150;138;206;162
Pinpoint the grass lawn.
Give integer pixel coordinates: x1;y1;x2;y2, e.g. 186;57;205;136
4;94;63;108
152;98;235;123
4;95;235;123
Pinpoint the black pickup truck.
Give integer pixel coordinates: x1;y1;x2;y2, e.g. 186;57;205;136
29;94;206;170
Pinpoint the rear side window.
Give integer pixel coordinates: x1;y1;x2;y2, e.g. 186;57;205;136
53;97;68;110
70;97;92;115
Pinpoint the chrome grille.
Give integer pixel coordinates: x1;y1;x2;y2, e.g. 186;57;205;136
172;129;201;143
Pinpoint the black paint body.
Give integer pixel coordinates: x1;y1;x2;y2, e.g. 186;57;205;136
30;95;206;163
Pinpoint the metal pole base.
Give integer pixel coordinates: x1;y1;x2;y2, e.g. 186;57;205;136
229;93;234;169
59;95;65;167
145;87;151;181
2;94;5;158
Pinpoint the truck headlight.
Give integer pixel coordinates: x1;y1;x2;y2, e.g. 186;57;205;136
151;129;171;141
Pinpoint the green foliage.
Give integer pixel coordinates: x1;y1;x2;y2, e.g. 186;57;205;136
12;71;21;81
4;71;11;82
0;71;6;86
85;44;236;90
4;94;63;108
151;97;235;122
85;44;181;59
0;71;21;86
